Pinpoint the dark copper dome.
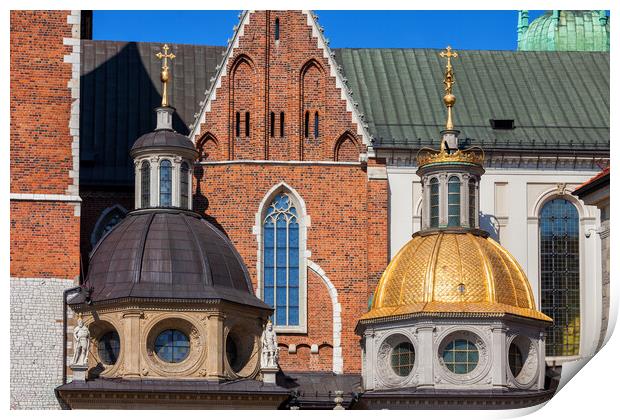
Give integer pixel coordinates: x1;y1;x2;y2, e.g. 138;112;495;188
130;129;196;153
72;208;269;309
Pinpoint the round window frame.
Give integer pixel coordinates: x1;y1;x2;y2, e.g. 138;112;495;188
97;330;121;366
506;334;539;388
154;329;191;364
224;322;261;379
436;328;491;385
375;332;418;388
390;341;416;378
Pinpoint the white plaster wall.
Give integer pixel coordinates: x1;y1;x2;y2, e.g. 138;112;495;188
387;166;603;362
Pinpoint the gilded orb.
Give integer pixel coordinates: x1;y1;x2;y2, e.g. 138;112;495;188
443;93;456;107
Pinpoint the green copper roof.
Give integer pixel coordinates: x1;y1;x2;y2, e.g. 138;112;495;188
334;48;609;151
518;11;610;52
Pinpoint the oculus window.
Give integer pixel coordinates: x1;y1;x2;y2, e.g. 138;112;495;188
98;331;120;365
391;341;415;377
154;329;190;363
263;193;300;326
540;198;580;356
442;339;478;374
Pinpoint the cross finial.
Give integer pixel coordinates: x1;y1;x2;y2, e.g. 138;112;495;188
439;46;458;130
156;44;176;107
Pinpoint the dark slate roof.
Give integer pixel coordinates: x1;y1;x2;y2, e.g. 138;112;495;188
131;128;196;153
71;208;271;310
79;40;609;187
335;48;610;151
79;40;225;186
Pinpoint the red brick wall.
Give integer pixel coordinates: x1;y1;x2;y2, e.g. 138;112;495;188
10;11;80;281
194;10;363;162
10;202;79;278
195;162;387;373
10;11;74;194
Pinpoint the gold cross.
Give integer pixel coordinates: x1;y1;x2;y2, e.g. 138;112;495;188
156;44;176;107
440;45;458;65
439;46;458;130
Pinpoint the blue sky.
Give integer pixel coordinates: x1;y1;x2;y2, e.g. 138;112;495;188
93;10;551;50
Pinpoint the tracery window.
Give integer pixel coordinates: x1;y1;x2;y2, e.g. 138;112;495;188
429;178;439;228
448;176;461;227
159;159;172;207
141;161;150;208
263;193;300;326
540;198;580;356
468;178;476;227
180;162;189;208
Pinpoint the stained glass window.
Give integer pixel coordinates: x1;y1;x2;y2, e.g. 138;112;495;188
180;162;189;208
430;178;439;228
154;329;190;363
391;342;415;377
540;198;580;356
263;193;300;326
468;178;476;227
448;176;461;227
508;342;524;378
159;159;172;207
98;331;120;365
141;161;150;208
442;339;478;374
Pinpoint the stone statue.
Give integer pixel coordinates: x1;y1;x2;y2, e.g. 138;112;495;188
71;316;90;366
260;319;279;368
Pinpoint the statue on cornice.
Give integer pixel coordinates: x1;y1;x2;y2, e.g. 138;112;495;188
260;319;279;368
71;316;90;366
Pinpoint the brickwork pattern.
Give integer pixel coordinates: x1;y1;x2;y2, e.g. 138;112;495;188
195;162;388;373
11;201;80;279
10;278;73;409
10;11;74;194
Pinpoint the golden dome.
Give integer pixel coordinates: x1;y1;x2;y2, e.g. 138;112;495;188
361;231;552;323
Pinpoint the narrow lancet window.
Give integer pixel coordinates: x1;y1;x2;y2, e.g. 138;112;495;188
430;178;439;228
270;112;275;137
280;112;285;137
448;176;461;227
180;162;189;208
245;111;250;137
235;112;240;137
159;159;172;207
141;161;150;208
275;18;280;41
304;111;309;138
314;111;319;139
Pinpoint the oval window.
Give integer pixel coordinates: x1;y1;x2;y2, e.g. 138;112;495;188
509;342;524;378
154;329;190;363
390;341;415;377
98;331;120;365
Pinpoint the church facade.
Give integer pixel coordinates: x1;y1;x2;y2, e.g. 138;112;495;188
10;10;609;409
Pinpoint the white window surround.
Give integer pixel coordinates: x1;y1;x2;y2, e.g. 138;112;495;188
254;182;309;334
529;187;599;364
134;155;194;210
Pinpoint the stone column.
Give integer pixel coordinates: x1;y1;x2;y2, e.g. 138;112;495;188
363;330;376;390
122;310;143;378
206;312;226;379
416;324;435;388
461;173;470;227
150;157;159;207
490;324;507;389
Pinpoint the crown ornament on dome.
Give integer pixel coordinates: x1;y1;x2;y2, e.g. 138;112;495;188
416;46;484;168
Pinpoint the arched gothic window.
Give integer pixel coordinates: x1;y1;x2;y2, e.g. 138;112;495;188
180;162;189;208
468;178;476;228
540;198;580;356
429;178;439;228
263;193;300;326
448;176;461;227
274;18;280;41
141;161;150;208
159;159;172;207
314;111;319;139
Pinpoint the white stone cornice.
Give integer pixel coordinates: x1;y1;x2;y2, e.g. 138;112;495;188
10;193;82;202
